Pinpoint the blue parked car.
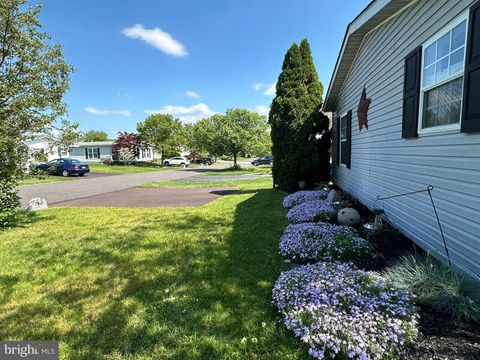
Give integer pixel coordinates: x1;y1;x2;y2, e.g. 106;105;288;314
36;158;90;177
251;156;273;166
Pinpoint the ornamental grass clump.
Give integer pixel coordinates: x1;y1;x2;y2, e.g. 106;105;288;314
385;254;480;323
286;200;337;224
283;190;329;209
279;222;371;263
272;262;418;360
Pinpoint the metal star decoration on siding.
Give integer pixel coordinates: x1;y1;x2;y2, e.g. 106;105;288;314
357;86;371;131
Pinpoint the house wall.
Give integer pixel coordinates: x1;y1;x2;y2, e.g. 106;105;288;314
70;146;113;163
332;0;480;280
70;145;157;163
25;139;58;162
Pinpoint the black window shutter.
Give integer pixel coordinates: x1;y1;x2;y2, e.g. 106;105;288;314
462;1;480;133
334;117;340;165
85;148;88;159
402;46;422;138
346;111;352;169
97;148;100;159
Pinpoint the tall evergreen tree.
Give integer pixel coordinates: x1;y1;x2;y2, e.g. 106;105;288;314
269;39;328;191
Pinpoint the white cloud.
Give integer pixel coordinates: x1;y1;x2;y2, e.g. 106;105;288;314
252;82;276;96
144;103;215;123
85;106;132;117
122;24;188;57
254;105;270;117
185;90;200;98
252;83;263;91
264;83;276;96
116;92;131;98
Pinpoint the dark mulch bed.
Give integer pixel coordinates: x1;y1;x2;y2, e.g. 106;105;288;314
350;198;480;359
405;312;480;359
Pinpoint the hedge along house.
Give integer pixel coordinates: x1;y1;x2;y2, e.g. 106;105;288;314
324;0;480;280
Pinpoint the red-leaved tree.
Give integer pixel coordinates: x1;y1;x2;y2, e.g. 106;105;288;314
112;132;144;162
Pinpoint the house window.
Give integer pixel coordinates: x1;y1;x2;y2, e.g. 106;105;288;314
339;113;348;166
86;148;100;159
419;14;468;132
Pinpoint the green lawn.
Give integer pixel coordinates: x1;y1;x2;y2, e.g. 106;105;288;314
199;166;271;176
17;176;77;186
0;178;305;359
138;176;273;189
89;163;170;174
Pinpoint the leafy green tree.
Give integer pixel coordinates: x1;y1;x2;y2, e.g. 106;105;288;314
137;114;184;162
0;0;72;227
193;117;222;159
182;123;202;158
49;119;82;152
269;39;327;191
82;130;109;142
211;109;270;167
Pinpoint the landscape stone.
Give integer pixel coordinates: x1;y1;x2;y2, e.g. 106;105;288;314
337;207;360;226
27;198;48;211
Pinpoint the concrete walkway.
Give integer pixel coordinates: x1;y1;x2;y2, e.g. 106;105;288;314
18;170;197;207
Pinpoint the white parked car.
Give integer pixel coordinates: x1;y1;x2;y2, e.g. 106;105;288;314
163;156;190;167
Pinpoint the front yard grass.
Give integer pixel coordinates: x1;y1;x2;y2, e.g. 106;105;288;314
89;163;170;174
0;178;305;359
199;166;271;176
17;176;77;186
138;176;273;189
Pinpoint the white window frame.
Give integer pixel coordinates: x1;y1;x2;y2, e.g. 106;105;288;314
418;12;469;135
86;147;100;159
339;112;348;167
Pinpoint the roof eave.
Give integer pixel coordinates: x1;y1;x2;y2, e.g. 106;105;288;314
323;0;416;112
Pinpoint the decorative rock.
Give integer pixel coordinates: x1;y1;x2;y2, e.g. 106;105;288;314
337;207;360;226
27;198;48;211
326;189;340;202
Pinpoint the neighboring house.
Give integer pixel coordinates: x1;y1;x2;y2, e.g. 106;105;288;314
24;137;59;163
324;0;480;280
69;141;116;163
25;139;157;163
69;141;157;163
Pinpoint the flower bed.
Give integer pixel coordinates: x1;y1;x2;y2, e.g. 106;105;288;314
272;262;418;360
286;200;337;223
283;190;329;209
279;222;371;263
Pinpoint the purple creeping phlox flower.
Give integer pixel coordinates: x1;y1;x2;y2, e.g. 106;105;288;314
286;200;337;224
283;190;329;210
279;222;371;263
272;262;418;360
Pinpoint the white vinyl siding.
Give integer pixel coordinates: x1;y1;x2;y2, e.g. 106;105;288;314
332;0;480;281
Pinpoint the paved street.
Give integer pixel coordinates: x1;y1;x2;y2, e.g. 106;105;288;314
18;170;197;207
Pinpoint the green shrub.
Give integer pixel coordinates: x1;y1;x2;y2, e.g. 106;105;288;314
227;164;244;171
385;254;480;323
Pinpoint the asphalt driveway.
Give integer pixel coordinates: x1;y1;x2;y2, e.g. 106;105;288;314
51;187;236;208
18;170;196;207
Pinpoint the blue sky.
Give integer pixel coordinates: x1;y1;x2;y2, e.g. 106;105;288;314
38;0;370;137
